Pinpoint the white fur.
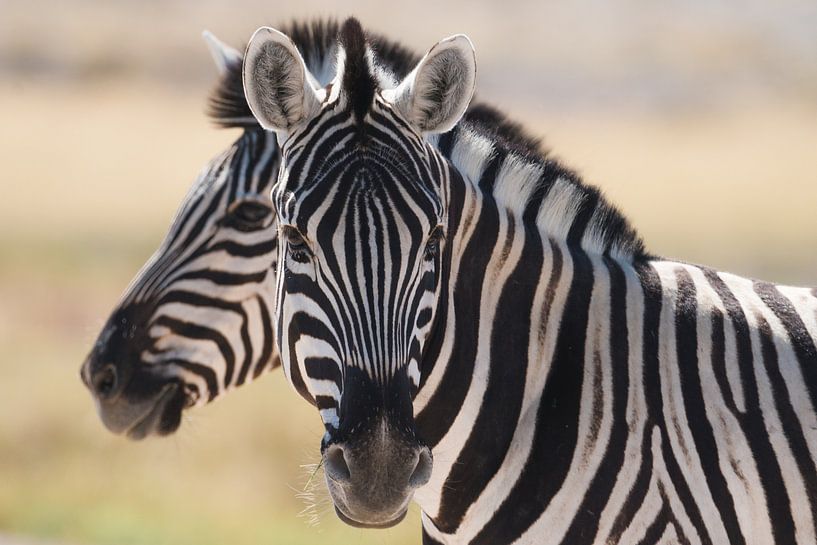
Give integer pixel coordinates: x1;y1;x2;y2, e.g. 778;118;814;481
449;127;494;183
493;154;544;216
536;177;586;241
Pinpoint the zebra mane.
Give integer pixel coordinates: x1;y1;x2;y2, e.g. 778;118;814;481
206;18;646;259
442;113;646;259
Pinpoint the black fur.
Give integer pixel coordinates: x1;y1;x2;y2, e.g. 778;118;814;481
338;18;377;126
207;57;254;127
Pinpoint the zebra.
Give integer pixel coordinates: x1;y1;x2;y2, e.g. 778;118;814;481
82;17;817;545
80;19;529;440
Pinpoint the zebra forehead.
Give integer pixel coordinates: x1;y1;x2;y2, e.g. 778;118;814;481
282;143;443;223
292;185;440;236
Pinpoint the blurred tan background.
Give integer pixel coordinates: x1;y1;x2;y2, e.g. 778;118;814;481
1;1;815;544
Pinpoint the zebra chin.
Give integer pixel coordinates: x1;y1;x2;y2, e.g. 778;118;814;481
82;303;209;439
84;368;190;440
332;503;409;529
101;381;187;440
81;347;201;440
82;353;201;439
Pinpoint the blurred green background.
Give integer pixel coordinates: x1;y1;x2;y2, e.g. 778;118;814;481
0;1;815;544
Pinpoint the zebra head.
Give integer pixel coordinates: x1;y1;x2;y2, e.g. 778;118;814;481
243;19;476;528
81;34;282;439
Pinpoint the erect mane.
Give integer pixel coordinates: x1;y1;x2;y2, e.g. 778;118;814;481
206;18;645;259
337;18;376;125
437;113;645;259
207;18;420;129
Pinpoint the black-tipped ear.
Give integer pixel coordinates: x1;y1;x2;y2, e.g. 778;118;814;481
242;27;322;133
202;30;241;76
385;35;476;134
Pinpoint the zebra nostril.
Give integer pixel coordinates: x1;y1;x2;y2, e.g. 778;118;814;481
324;444;352;483
409;446;433;488
183;383;200;408
92;365;118;400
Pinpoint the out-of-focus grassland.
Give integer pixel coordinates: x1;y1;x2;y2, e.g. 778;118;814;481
1;2;816;543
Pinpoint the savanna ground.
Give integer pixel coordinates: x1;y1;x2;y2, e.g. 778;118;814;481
1;2;816;544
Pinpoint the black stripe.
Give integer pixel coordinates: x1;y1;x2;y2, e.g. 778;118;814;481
635;495;672;545
315;395;337;411
252;297;275;378
435;218;540;532
565;184;598;246
208;238;277;258
173;268;267;286
756;312;817;537
754;282;817;414
176;179;229;251
156;289;243;313
608;428;656;542
636;263;712;544
305;357;343;385
472;239;594;544
635;484;692;545
154;316;235;387
674;268;745;544
657;420;713;545
416;161;501;448
560;256;631;544
703;268;796;544
234;305;254;387
436;125;459;157
709;308;739;412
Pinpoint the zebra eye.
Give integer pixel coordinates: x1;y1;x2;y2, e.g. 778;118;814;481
226;199;273;231
282;226;311;263
424;227;444;260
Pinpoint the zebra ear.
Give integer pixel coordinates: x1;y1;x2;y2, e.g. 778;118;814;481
242;26;322;133
386;34;476;134
202;30;241;76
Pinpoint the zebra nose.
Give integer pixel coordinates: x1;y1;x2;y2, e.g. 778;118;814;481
89;364;120;400
323;442;433;489
324;444;352;483
409;446;433;487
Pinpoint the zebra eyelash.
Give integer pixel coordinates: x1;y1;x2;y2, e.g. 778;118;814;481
281;225;312;263
423;226;445;260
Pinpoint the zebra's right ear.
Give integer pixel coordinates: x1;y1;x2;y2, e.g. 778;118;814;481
242;26;322;134
385;34;476;134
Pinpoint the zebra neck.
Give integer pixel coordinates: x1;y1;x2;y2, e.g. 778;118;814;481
414;200;817;540
416;252;817;543
413;181;638;526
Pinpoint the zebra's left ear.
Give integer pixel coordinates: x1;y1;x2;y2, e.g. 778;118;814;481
385;35;476;134
202;30;241;76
